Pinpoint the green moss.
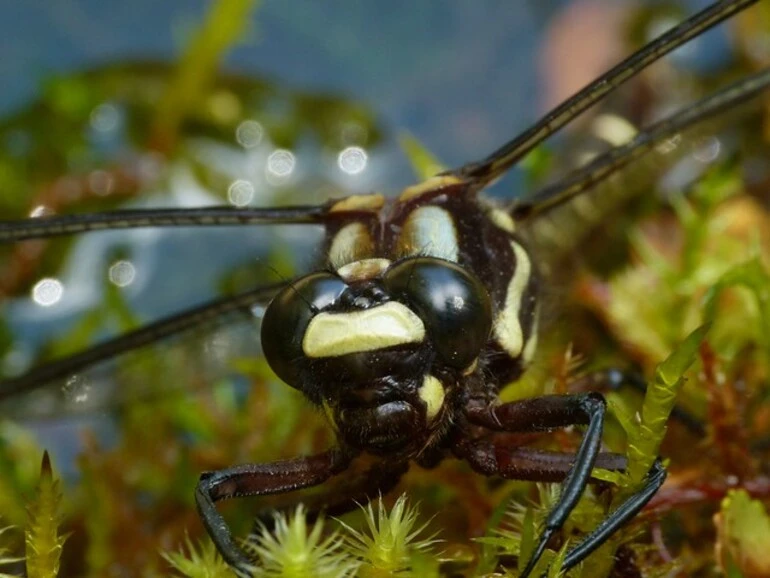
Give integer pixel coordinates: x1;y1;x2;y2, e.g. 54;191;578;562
340;494;437;577
162;495;440;578
715;490;770;577
25;453;66;578
2;5;769;578
612;324;710;489
0;526;24;578
163;536;235;578
152;0;262;149
242;507;356;578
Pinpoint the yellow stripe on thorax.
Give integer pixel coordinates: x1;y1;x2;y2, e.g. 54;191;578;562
493;241;532;358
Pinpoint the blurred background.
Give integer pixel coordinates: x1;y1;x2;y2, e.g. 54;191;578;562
0;1;768;576
1;0;755;382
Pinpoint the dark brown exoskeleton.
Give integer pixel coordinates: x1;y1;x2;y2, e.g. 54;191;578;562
1;0;768;575
226;178;634;577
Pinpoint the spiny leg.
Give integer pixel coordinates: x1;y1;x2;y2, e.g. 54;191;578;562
0;282;283;401
455;442;627;482
465;394;665;577
561;459;666;571
510;66;770;221
465;393;607;577
196;448;355;571
251;459;410;533
456;439;665;575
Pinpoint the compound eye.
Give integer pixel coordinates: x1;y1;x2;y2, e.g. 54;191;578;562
261;272;346;387
384;257;491;368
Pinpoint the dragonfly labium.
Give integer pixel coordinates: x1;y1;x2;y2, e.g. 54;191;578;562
1;0;769;576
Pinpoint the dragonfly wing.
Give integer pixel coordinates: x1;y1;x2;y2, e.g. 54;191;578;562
0;281;285;419
515;66;770;260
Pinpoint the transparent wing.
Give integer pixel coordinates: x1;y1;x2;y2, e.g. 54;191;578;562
513;66;770;261
0;205;334;242
517;68;770;218
0;280;285;419
446;0;759;188
0;200;369;418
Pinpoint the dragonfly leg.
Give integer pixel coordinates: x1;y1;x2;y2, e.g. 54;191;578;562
249;459;410;533
465;393;606;577
456;442;627;482
560;459;666;571
463;393;665;577
195;448;355;571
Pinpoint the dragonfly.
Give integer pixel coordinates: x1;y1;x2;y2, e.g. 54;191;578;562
1;0;768;576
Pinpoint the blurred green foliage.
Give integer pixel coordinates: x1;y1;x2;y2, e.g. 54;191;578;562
1;1;770;577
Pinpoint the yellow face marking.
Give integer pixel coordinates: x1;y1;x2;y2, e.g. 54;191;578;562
488;207;516;233
399;175;463;202
337;258;391;282
328;222;374;269
418;374;445;421
397;206;459;262
493;241;531;358
303;302;425;358
330;193;385;212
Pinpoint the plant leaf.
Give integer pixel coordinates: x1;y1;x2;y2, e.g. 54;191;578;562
702;257;770;353
25;452;66;578
625;323;710;486
715;489;770;578
398;132;447;180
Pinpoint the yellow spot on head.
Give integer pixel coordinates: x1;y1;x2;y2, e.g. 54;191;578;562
419;375;445;420
462;358;478;376
337;258;391;282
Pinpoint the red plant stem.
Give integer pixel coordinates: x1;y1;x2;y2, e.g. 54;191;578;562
645;475;770;514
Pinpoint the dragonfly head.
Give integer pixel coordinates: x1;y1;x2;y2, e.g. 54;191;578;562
261;256;492;452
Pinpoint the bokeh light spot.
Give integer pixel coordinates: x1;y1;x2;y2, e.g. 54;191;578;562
228;179;255;206
90;103;120;133
32;278;64;307
235;120;264;148
337;146;368;175
108;260;136;287
267;149;296;178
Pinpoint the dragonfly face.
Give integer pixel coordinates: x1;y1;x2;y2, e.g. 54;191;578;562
259;183;536;455
1;1;769;576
